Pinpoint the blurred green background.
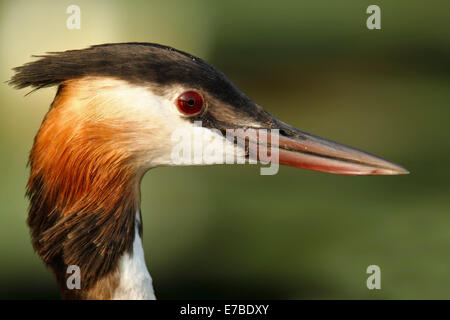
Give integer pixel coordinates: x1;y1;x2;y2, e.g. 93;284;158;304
1;0;449;299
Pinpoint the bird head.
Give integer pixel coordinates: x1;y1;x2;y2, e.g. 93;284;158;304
10;42;408;176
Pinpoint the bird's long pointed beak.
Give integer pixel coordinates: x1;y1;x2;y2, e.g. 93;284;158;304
277;128;408;175
254;115;409;176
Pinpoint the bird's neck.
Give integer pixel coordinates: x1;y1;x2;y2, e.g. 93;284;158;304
112;213;156;300
29;170;156;299
27;85;157;299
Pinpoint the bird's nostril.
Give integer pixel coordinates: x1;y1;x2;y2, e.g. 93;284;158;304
279;129;291;137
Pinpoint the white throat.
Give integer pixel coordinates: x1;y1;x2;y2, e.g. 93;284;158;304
112;215;156;300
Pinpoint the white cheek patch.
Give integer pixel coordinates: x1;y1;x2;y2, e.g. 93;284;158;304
167;121;246;166
113;85;174;119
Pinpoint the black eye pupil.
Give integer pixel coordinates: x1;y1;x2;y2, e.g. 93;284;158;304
187;99;195;106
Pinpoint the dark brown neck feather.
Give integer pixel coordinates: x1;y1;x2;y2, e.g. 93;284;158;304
27;85;139;299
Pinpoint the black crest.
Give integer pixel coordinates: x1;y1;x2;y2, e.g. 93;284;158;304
9;42;251;108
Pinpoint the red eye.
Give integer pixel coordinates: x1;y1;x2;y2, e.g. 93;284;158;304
176;91;204;115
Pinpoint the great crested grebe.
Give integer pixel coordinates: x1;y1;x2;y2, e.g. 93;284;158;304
9;43;408;299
